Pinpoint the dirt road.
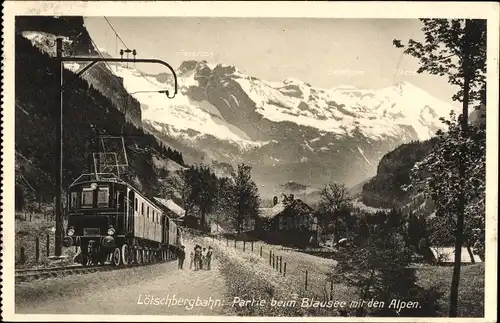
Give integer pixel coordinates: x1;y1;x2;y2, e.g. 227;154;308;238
16;241;230;316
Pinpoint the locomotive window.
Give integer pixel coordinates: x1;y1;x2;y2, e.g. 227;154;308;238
81;189;93;208
116;191;125;211
97;188;110;208
141;203;144;216
147;206;150;219
70;192;78;209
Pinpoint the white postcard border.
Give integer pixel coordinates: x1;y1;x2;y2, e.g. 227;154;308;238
1;1;499;322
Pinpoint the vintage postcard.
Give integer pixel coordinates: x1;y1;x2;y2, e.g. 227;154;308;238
1;1;499;322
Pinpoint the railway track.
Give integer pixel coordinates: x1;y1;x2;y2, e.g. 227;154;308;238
15;260;173;283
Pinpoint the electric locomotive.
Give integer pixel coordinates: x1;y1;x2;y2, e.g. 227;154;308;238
63;172;182;266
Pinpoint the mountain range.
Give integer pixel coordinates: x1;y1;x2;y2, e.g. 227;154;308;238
19;17;460;199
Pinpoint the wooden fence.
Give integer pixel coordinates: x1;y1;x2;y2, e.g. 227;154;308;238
221;236;337;300
16;233;78;267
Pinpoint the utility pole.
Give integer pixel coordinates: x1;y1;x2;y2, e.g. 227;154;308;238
54;38;64;257
53;38;178;257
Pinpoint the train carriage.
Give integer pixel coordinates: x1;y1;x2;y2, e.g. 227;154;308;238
63;173;182;266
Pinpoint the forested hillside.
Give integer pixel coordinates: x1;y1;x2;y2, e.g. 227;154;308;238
360;138;438;209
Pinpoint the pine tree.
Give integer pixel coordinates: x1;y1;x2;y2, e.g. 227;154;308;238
394;19;486;317
230;164;260;234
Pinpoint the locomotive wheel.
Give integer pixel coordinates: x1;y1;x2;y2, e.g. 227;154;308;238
131;246;137;264
128;246;135;265
112;247;122;266
121;244;129;266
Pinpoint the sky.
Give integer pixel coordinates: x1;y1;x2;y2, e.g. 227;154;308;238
84;17;459;107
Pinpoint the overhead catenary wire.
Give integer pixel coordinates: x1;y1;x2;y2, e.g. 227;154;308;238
104;16;130;50
98;16;176;137
101;17;167;88
88;35;116;76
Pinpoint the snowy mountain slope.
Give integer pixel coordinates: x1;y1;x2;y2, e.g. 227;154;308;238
234;75;457;141
21;27;460;189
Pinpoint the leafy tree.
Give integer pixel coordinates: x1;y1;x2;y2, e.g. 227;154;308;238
408;112;486;261
394;19;486;317
169;168;196;218
229;164;260;233
329;217;441;317
317;182;352;242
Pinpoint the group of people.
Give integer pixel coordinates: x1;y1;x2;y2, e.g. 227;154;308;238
191;245;213;270
176;244;213;271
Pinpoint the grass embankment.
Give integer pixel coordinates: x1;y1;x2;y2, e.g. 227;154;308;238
195;236;338;317
16;212;76;269
218;236;485;317
417;263;485;317
223;237;353;301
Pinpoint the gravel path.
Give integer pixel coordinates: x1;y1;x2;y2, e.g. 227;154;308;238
16;240;230;316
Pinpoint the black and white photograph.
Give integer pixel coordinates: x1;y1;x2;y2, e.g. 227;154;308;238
1;1;498;322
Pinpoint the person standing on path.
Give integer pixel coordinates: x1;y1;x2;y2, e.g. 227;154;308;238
194;245;202;271
201;248;207;269
177;245;186;269
206;246;213;270
189;249;195;270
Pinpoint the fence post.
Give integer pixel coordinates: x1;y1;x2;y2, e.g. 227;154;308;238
243;241;246;252
330;280;334;300
46;234;50;257
35;237;40;263
260;246;263;257
269;250;272;265
284;262;287;277
273;255;276;269
305;270;308;291
234;239;236;249
20;247;26;264
226;237;229;246
251;241;254;252
279;256;282;273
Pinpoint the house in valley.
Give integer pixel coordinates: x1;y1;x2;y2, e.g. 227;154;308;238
257;195;319;248
428;246;483;265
